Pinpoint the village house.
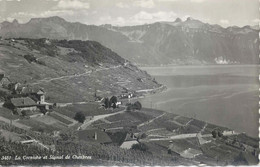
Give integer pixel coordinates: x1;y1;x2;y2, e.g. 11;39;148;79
78;128;112;144
8;82;21;93
120;132;138;149
17;86;47;104
33;89;45;104
0;74;11;89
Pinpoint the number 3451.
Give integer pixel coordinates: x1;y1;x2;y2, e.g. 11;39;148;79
1;156;12;160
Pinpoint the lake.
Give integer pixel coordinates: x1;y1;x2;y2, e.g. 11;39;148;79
139;65;259;138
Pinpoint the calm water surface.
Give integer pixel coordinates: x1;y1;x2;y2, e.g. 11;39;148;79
140;65;259;137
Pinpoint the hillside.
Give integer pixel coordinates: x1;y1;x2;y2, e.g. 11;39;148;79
0;16;259;65
0;38;161;102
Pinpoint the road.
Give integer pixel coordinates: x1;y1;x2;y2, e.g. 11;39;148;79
31;65;122;85
143;130;239;141
77;107;126;130
137;113;166;128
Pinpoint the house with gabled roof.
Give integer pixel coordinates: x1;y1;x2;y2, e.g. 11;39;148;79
7;97;38;114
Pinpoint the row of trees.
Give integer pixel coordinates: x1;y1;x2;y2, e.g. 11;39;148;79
104;96;118;109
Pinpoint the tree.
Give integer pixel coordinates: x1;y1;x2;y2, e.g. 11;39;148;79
133;101;142;110
110;96;117;104
104;98;110;109
3;100;14;110
218;131;223;137
112;103;117;109
74;112;85;123
212;130;217;138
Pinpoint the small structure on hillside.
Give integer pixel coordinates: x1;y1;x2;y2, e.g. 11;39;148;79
116;101;122;107
8;82;21;93
78;128;112;144
0;74;11;89
33;89;45;104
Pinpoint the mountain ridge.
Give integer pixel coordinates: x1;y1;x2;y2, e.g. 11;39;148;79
0;16;258;65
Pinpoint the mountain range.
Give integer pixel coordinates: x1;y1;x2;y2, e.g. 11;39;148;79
0;16;258;65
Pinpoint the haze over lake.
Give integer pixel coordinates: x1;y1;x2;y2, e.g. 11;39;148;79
140;65;259;137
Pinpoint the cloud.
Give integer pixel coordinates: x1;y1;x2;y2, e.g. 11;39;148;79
98;16;126;25
56;0;90;10
190;0;205;3
182;15;191;21
116;2;129;8
7;10;78;23
96;11;178;26
6;17;15;22
220;19;229;24
134;0;155;8
252;18;260;23
129;11;177;25
40;10;75;17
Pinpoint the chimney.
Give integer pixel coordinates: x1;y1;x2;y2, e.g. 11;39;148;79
94;132;97;140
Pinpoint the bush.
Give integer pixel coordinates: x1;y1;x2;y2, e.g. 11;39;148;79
24;54;37;63
74;111;85;123
131;143;148;152
133;101;142;110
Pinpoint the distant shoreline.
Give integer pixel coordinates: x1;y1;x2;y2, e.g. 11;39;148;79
139;64;259;68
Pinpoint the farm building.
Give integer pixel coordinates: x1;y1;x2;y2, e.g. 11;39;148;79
7;97;38;114
78;128;112;144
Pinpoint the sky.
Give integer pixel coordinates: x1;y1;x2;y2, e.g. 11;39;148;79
0;0;259;27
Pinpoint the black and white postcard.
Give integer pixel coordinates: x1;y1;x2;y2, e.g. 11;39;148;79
0;0;259;166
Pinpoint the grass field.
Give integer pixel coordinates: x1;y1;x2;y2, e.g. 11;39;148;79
0;107;20;120
18;118;63;133
55;103;112;118
49;112;73;125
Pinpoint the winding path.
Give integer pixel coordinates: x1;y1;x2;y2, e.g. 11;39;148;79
77;107;126;130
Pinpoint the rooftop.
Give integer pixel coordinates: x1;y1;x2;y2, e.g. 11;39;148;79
10;97;36;107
